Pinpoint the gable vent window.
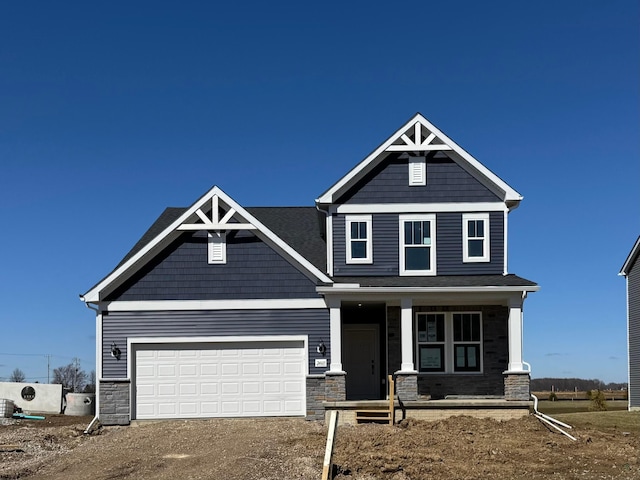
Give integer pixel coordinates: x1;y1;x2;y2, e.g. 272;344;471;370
462;213;490;263
208;231;227;264
345;215;372;264
408;156;426;186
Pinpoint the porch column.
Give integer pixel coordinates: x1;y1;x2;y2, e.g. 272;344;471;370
506;296;526;372
400;298;416;372
328;298;344;372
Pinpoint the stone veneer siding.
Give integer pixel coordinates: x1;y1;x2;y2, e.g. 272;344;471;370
504;373;531;400
388;305;509;399
395;374;418;401
306;375;326;420
99;380;130;425
325;372;346;402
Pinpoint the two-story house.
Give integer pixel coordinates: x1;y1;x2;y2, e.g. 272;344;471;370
81;113;538;425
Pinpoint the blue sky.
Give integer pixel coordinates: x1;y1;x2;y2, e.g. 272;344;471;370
0;1;637;384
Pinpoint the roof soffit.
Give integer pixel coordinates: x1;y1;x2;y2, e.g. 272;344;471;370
316;113;522;206
82;186;332;303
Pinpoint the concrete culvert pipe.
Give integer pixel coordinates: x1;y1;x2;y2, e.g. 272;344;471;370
65;393;96;416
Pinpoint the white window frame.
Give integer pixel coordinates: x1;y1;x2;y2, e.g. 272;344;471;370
408;156;426;186
399;214;436;276
345;215;372;264
462;213;490;263
415;311;483;374
207;231;227;264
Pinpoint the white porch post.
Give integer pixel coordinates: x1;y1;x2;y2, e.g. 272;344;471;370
328;298;344;372
400;297;416;372
506;296;526;372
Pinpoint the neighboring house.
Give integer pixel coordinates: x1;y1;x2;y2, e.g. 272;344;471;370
620;236;640;411
81;113;539;425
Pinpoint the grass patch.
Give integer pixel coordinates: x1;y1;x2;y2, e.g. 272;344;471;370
537;400;628;415
551;410;640;434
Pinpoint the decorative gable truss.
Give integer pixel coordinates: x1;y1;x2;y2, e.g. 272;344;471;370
82;186;332;303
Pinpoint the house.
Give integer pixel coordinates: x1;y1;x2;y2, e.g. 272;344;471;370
81;113;539;425
620;236;640;411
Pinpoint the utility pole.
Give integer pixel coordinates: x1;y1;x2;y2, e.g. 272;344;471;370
46;354;50;384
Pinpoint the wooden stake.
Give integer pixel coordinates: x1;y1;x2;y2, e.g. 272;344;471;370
321;410;339;480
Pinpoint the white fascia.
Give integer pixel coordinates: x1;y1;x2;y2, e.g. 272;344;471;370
336;202;507;214
83;186;332;302
316;113;523;205
101;298;328;312
317;285;540;295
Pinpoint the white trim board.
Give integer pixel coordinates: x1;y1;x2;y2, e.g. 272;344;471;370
334;202;507;214
102;298;328;312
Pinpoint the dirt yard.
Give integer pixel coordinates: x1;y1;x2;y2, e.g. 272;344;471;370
1;413;638;480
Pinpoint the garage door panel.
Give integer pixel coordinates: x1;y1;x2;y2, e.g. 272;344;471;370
134;340;306;420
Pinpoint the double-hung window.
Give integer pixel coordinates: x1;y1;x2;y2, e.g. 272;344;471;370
416;312;483;373
345;215;372;264
400;214;436;275
463;213;490;262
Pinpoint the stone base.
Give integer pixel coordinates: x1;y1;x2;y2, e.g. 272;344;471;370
306;375;326;420
504;373;531;401
325;372;346;402
395;373;418;401
99;380;130;425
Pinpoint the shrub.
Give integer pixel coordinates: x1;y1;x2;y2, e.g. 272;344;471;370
587;389;608;411
548;392;558;401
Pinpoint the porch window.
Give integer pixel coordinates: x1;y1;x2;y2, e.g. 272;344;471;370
462;213;490;263
345;215;372;264
400;214;436;275
416;312;483;373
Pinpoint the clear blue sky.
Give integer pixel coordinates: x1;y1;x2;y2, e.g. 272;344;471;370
0;1;637;384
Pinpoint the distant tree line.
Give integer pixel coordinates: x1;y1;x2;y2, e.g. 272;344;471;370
531;377;627;392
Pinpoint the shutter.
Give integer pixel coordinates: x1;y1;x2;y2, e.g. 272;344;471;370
409;157;426;186
208;232;227;264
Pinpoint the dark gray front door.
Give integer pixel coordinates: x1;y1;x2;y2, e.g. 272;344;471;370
343;324;380;400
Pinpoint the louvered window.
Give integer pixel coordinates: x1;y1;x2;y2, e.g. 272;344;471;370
408;156;426;186
208;232;227;264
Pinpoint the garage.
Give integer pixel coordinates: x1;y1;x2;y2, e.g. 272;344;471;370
132;338;307;420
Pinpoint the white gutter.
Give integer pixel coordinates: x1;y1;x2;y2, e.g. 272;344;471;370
317;285;540;294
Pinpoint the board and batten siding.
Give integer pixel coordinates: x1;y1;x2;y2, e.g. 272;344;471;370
101;309;330;379
336;155;500;204
333;212;504;276
629;259;640;408
106;231;319;301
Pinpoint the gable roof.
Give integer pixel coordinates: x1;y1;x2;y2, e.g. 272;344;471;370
621;235;640;276
81;187;332;303
316;113;523;207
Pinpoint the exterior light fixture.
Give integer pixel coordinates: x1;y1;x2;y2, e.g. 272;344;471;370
316;340;326;356
110;342;121;360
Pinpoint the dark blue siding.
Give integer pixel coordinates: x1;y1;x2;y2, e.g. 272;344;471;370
437;212;504;275
629;261;640;408
337;156;501;204
102;308;330;378
106;231;319;301
333;215;398;276
333;212;504;276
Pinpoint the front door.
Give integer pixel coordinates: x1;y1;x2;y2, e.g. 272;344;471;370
343;324;380;400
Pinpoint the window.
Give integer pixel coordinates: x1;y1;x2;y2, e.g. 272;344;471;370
408;156;426;186
400;214;436;275
463;213;490;263
416;312;483;373
208;231;226;264
346;215;372;264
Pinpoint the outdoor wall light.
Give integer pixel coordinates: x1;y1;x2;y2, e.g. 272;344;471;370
316;340;326;356
110;342;121;360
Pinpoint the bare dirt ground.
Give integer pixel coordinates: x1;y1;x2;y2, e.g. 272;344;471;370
1;413;638;480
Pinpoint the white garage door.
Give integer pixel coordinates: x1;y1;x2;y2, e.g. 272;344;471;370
133;339;306;419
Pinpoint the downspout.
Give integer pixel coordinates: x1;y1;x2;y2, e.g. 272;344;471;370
81;297;101;434
531;394;576;441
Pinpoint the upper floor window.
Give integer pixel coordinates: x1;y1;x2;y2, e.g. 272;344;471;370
208;231;227;264
462;213;490;263
399;214;436;275
346;215;372;264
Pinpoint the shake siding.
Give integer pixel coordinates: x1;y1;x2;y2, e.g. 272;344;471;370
333;212;503;276
338;156;500;204
101;309;330;378
106;231;319;301
333;214;398;276
437;212;504;275
629;261;640;408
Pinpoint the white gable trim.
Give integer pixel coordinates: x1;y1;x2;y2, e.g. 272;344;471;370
334;202;507;214
82;186;332;303
620;236;640;276
316;113;522;205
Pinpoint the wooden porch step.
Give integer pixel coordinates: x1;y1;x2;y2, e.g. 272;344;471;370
355;375;395;424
